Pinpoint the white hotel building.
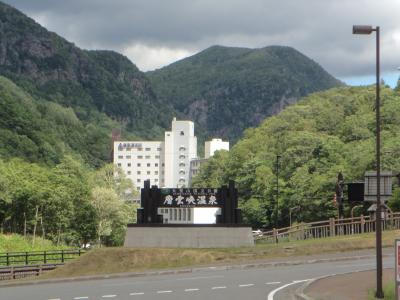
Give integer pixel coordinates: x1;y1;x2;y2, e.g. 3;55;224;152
114;118;198;192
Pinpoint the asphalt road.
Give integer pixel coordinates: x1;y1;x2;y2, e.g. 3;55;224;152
0;254;394;300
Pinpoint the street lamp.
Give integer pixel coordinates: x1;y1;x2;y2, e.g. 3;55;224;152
353;24;383;299
275;155;281;229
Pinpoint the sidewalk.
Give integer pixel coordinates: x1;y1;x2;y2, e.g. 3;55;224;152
303;269;393;300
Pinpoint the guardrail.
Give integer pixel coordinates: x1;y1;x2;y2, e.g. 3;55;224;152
258;212;400;243
0;264;63;280
0;249;85;266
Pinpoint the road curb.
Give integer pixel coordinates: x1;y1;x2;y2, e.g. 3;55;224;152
0;253;390;288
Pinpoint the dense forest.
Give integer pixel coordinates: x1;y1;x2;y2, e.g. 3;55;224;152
192;84;400;228
0;156;137;246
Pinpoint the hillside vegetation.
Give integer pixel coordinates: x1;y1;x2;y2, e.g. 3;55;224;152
0;234;64;252
192;85;400;227
0;1;172;167
0;76;116;166
148;45;342;143
0;157;137;247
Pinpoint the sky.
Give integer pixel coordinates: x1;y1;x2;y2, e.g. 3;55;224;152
5;0;400;88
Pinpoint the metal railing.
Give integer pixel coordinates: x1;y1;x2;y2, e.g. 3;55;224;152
0;264;63;280
258;212;400;243
0;249;85;266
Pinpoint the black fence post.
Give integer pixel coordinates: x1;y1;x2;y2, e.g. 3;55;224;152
220;185;228;223
44;251;47;264
25;252;28;265
61;250;64;263
6;253;9;266
142;180;151;223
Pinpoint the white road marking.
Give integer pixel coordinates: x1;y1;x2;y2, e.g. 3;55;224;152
184;288;199;292
129;292;144;296
212;286;227;290
74;297;89;300
157;290;173;294
267;279;312;300
266;281;281;285
177;275;224;281
102;295;117;298
239;284;254;287
48;298;61;300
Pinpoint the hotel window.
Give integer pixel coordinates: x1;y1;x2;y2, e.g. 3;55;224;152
147;163;151;167
155;155;160;159
157;147;162;151
155;179;158;182
127;163;131;167
145;148;151;151
137;187;140;191
117;163;121;167
137;155;143;159
138;148;143;151
179;155;185;159
137;171;141;175
162;163;165;167
137;163;141;167
155;163;159;167
179;163;185;167
179;170;185;175
145;155;151;159
147;171;151;175
179;146;186;151
127;171;131;175
180;131;184;136
137;179;141;183
126;155;131;159
155;171;158;175
118;155;123;159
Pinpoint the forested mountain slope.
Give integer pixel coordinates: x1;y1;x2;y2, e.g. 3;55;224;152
0;1;173;162
148;45;343;142
192;85;400;227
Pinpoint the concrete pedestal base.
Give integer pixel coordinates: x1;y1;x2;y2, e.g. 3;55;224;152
124;226;254;248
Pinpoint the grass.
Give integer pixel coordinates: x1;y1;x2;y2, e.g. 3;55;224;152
368;281;395;299
39;229;400;280
0;234;69;253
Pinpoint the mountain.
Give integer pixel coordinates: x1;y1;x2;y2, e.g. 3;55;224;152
147;45;343;143
0;1;173;142
0;1;343;167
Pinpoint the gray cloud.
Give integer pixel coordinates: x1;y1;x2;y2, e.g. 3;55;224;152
4;0;400;77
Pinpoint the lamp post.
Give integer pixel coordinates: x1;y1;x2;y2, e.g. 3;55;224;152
275;155;281;229
353;25;383;299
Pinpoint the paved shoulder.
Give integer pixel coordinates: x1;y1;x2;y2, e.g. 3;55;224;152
303;268;394;300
